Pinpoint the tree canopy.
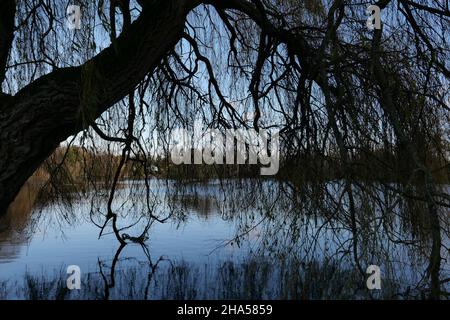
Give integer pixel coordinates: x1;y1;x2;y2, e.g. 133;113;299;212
0;0;449;299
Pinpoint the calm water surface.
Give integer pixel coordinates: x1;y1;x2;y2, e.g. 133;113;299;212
0;180;448;299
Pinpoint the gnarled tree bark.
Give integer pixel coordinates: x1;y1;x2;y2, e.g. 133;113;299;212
0;0;198;214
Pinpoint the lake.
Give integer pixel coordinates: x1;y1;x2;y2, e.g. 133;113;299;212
0;179;448;299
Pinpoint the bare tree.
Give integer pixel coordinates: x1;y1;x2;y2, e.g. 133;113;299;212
0;0;449;298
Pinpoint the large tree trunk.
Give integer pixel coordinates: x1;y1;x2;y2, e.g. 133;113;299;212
0;0;197;215
0;0;289;215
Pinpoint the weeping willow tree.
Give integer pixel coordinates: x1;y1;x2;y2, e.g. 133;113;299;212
0;0;449;299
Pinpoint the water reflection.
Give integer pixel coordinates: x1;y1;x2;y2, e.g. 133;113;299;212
0;178;39;263
0;179;448;300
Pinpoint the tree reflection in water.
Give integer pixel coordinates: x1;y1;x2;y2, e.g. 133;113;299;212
0;179;448;300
